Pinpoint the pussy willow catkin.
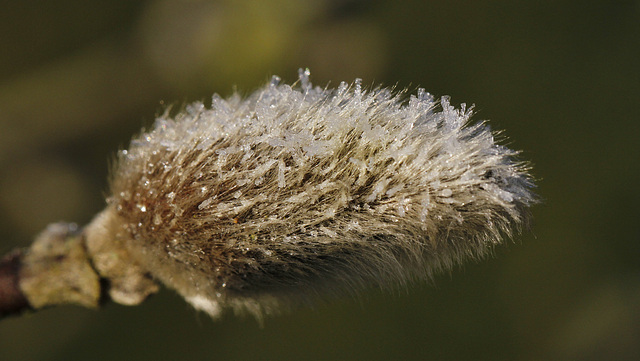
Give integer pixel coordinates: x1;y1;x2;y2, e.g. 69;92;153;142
87;69;535;318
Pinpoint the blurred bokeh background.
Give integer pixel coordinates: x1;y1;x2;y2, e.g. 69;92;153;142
1;0;638;360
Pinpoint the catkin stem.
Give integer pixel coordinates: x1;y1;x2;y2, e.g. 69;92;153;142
0;221;159;320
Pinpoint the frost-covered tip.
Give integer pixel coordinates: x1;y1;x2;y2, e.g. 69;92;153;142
93;69;535;318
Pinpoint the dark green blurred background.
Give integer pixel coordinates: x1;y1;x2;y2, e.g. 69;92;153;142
1;1;638;360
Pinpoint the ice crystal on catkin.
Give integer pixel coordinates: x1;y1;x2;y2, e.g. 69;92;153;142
105;69;535;318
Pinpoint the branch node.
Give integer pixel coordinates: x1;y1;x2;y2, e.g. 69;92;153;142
19;223;101;310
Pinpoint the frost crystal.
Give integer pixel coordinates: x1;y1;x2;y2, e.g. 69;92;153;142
106;69;536;318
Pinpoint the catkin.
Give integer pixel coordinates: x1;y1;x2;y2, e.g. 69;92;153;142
96;69;535;318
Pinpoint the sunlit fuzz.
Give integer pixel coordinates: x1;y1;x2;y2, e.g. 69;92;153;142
96;69;535;318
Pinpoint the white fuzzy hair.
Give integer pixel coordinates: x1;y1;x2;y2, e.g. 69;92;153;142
103;69;535;318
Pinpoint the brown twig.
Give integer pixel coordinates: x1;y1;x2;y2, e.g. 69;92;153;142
0;249;31;317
